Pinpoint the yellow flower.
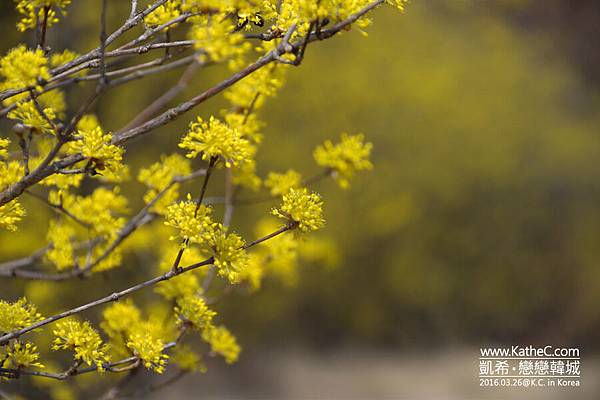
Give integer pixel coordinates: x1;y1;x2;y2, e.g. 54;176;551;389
164;195;215;243
313;133;373;189
0;45;49;92
8;101;56;134
145;1;181;29
174;296;216;331
50;49;79;67
45;220;75;271
0;138;10;159
52;319;109;369
51;187;128;239
272;188;325;232
188;15;250;67
67;125;125;176
265;169;302;196
179;116;252;168
171;345;206;372
206;224;249;284
0;200;26;232
6;341;44;369
100;300;142;342
224;64;286;112
138;153;192;214
201;325;241;364
156;273;200;300
14;1;72;32
0;298;43;333
126;332;169;373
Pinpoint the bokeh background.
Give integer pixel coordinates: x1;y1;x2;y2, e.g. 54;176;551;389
3;0;600;398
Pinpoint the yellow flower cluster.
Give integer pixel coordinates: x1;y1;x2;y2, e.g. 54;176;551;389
1;46;68;134
67;120;125;176
272;188;325;232
179;116;251;168
50;186;128;239
265;169;302;196
0;45;49;91
44;221;75;271
50;49;78;67
7;101;56;134
201;325;240;364
100;300;142;341
15;0;72;32
145;1;181;29
5;341;44;369
0;159;26;231
165;196;215;243
0;200;26;232
242;219;300;289
314;133;373;188
206;224;249;284
126;332;169;373
138;154;192;214
100;300;172;373
0;138;9;159
52;319;109;369
174;296;216;331
0;298;43;333
224;65;286;112
171;344;206;372
155;245;207;299
188;16;250;67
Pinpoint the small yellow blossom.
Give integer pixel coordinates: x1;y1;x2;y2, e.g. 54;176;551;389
6;341;44;369
126;332;169;373
8;101;56;134
0;200;26;232
45;220;75;271
232;157;262;191
50;49;79;67
100;300;142;341
265;169;302;196
223;111;263;143
0;160;24;189
239;252;265;291
15;1;72;32
0;138;10;159
145;1;181;29
164;195;215;243
67;125;124;175
0;45;49;92
206;224;249;284
257;218;299;285
188;15;250;66
138;154;192;214
52;319;109;369
179;116;251;168
0;298;42;333
171;345;206;373
76;114;100;132
51;187;128;238
224;64;285;112
313;133;373;188
174;296;216;331
272;188;325;232
201;325;241;364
